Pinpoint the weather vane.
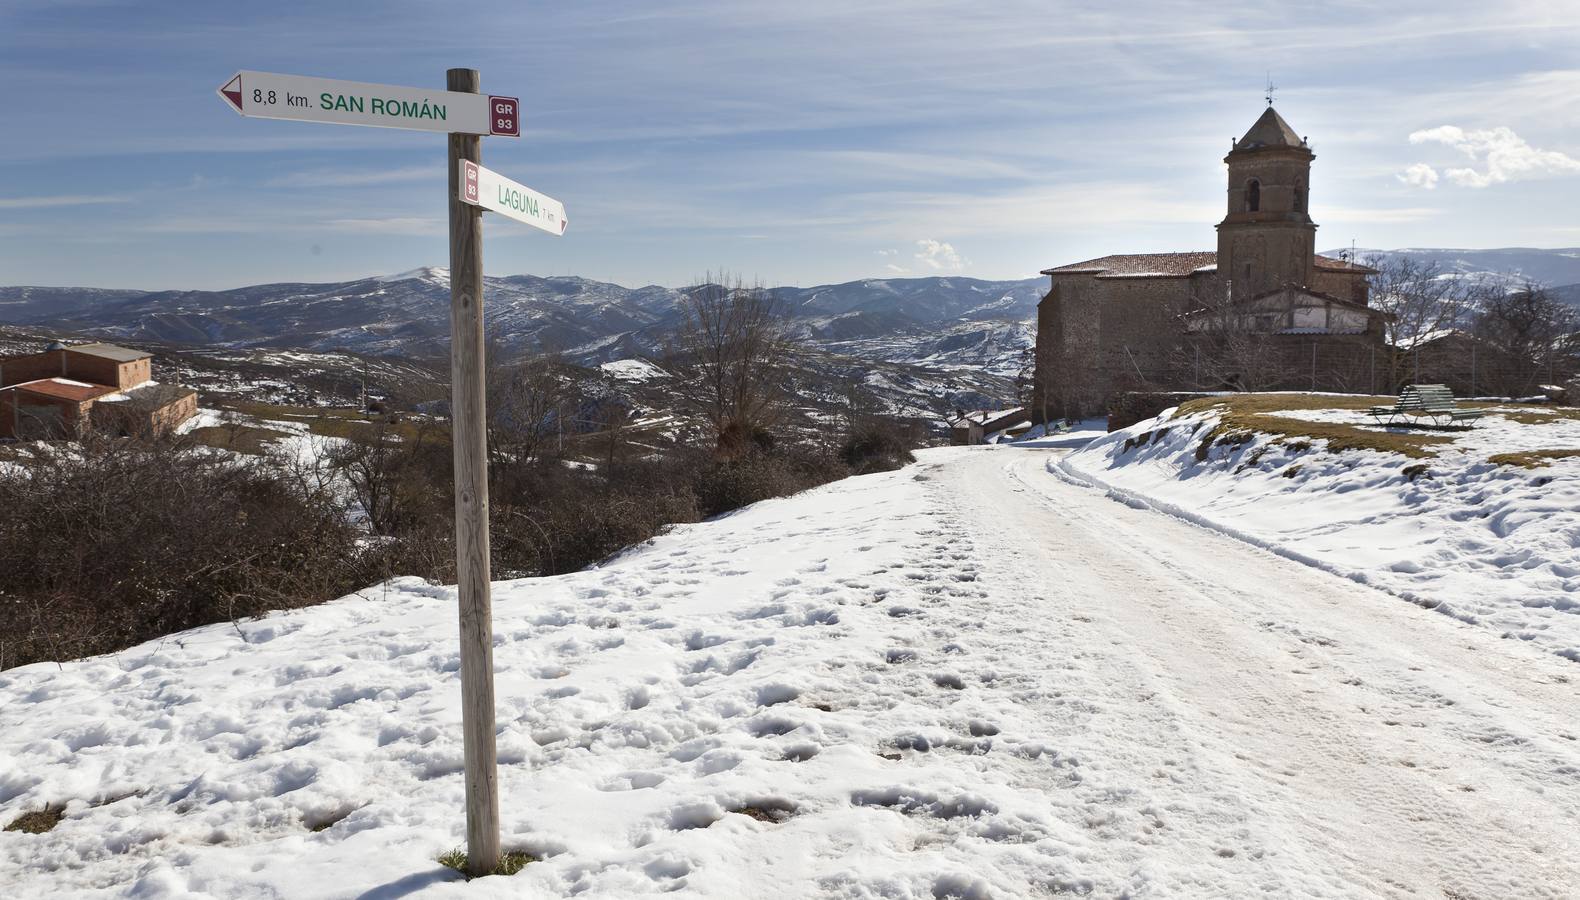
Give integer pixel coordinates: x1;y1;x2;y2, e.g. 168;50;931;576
1265;73;1276;107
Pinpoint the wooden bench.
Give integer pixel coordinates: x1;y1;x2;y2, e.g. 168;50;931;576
1369;384;1485;428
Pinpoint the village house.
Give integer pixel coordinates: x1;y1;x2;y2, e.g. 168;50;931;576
949;408;1033;445
0;341;197;440
1032;105;1387;420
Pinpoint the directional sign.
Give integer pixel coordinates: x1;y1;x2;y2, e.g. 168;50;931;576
217;71;518;136
459;160;567;235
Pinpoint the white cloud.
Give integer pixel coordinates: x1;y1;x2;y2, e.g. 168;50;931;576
322;217;445;236
1396;162;1440;189
913;238;966;272
267;166;435;189
1407;125;1580;187
0;194;132;209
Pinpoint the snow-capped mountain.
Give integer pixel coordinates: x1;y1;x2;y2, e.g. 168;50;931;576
1324;247;1580;291
0;272;1044;376
5;248;1572;387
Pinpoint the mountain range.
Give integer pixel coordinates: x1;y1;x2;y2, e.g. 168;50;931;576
0;269;1046;376
2;247;1576;389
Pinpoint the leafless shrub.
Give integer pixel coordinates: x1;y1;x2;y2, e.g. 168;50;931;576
325;420;451;537
0;432;372;669
488;350;577;465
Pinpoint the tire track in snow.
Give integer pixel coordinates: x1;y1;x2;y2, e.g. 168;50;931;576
985;447;1580;898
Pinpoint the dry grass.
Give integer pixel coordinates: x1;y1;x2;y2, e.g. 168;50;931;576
1174;394;1455;460
730;801;798;823
216;401;441;445
4;806;63;834
187;424;293;456
1486;406;1580;425
1488;449;1580;469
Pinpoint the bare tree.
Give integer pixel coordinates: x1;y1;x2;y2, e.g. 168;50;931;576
1365;255;1495;390
1473;283;1579;397
672;273;794;457
1175;281;1302;392
487;350;573;464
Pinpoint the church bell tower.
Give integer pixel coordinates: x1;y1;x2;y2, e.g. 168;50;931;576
1216;106;1317;301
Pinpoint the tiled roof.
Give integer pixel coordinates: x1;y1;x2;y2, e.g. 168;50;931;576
101;383;196;408
1235;106;1305;151
6;377;118;403
1043;251;1216;277
1044;252;1375;278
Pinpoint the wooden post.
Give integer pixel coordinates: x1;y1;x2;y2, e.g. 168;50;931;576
446;66;500;877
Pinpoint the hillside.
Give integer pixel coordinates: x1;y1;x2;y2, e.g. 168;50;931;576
0;272;1045;378
4;447;1577;897
1329;247;1580;287
8;249;1580;384
0;323;1013;437
1326;246;1580;310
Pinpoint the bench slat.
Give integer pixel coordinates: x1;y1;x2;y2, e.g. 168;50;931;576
1370;384;1479;427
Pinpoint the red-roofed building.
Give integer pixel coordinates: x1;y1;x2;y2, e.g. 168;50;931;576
1032;107;1386;420
0;342;196;440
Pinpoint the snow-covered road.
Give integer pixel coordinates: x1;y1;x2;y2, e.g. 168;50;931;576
2;447;1576;898
970;446;1579;897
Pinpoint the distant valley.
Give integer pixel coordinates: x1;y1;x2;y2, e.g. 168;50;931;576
0;270;1045;376
3;247;1577;424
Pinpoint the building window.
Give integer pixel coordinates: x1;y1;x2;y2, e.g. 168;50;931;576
1293;187;1304;212
1246;179;1261;212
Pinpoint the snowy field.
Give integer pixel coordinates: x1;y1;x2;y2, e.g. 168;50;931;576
1059;399;1580;662
4;448;1579;898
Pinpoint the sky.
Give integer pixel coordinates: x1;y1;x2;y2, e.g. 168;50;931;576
1;0;1578;291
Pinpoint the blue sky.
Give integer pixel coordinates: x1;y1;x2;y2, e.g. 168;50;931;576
1;0;1578;290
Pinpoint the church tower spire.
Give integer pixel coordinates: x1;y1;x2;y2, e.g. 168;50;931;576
1216;106;1317;301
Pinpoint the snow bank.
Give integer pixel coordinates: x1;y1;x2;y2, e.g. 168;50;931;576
1058;401;1580;662
598;359;666;382
0;465;1089;898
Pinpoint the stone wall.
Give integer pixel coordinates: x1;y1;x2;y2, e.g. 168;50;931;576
1310;269;1369;304
0;350;66;388
1107;391;1220;432
64;353;150;390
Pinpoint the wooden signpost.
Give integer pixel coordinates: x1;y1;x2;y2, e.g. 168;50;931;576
218;67;566;877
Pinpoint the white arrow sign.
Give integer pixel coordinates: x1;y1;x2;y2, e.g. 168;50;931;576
459;160;567;235
217;71;519;136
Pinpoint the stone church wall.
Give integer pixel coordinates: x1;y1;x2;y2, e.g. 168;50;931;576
1310;269;1369;304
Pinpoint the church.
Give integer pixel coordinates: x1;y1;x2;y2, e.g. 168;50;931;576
1031;106;1388;420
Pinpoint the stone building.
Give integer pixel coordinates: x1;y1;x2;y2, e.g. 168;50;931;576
0;341;197;440
1032;106;1387;419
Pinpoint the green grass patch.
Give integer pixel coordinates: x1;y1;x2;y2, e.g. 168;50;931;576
5;805;63;834
1488;449;1580;469
437;848;538;878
